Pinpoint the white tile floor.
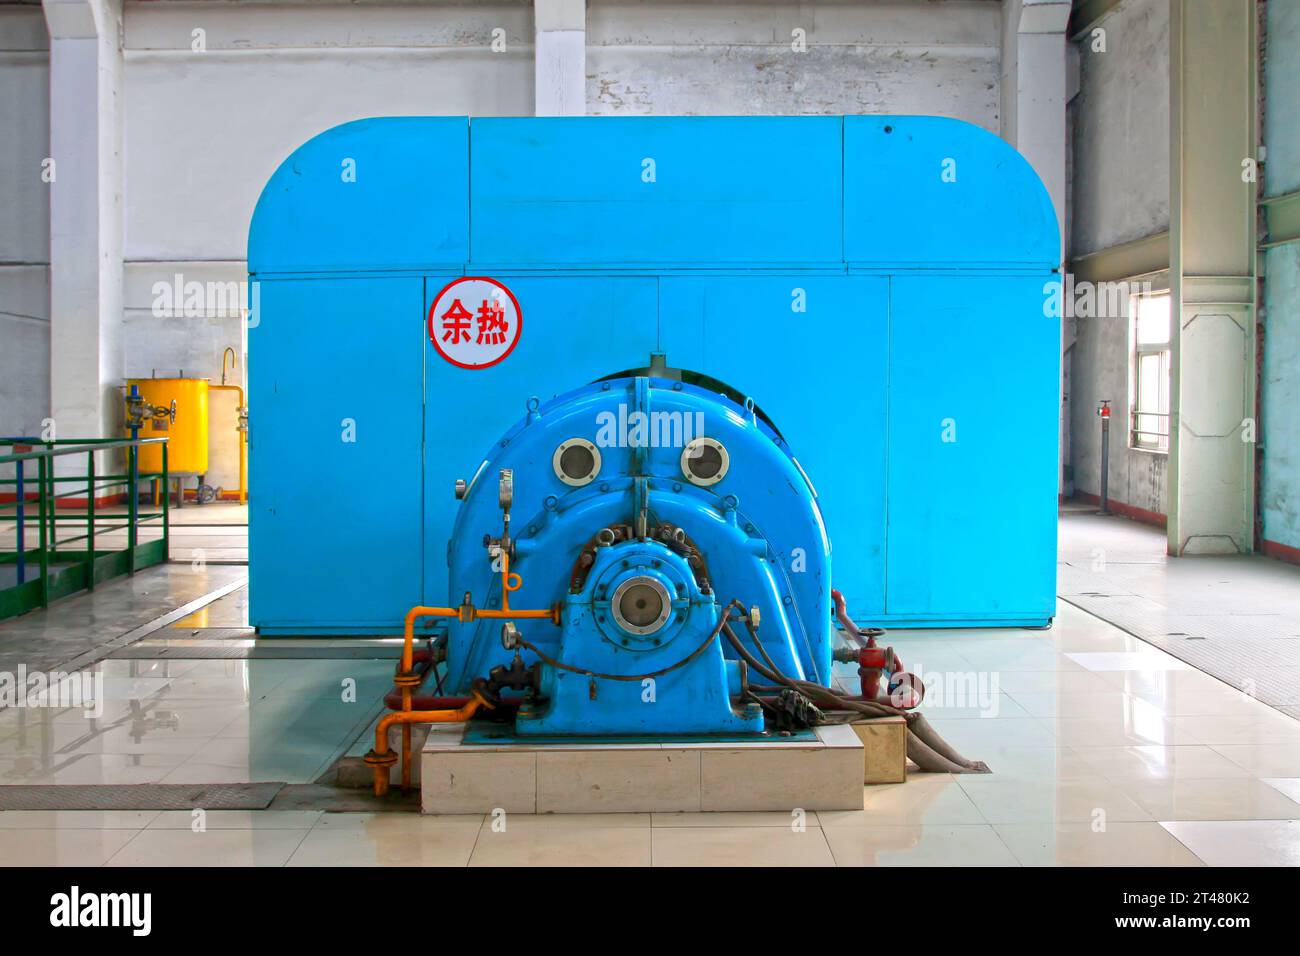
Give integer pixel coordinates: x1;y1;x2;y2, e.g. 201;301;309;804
1;597;1299;865
0;657;393;786
3;503;1300;865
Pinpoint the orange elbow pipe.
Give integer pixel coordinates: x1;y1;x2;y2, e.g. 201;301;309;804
376;559;559;797
401;605;457;673
398;597;558;675
380;700;482;732
368;694;488;797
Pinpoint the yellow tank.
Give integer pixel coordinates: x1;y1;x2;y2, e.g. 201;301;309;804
128;378;210;475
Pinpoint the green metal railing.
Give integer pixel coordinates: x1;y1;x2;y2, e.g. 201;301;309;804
0;437;170;621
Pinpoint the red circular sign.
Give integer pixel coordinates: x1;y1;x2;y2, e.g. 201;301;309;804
427;277;522;369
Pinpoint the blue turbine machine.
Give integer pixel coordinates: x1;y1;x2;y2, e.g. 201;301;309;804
449;373;834;737
245;115;1059;767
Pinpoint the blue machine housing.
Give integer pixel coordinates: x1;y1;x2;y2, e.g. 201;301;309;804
246;115;1061;638
446;375;830;733
536;538;755;735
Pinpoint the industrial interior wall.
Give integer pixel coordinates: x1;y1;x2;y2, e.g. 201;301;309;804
119;0;533;492
585;0;1001;127
1262;1;1300;559
0;5;51;444
1066;0;1169;520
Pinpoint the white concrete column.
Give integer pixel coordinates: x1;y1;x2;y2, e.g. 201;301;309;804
1001;0;1070;496
534;0;584;116
42;0;123;462
1167;0;1258;555
1001;0;1070;257
0;6;52;440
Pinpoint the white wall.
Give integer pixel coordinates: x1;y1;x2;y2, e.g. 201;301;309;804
587;0;1002;126
118;0;532;489
1069;0;1169;258
122;1;534;264
0;3;51;440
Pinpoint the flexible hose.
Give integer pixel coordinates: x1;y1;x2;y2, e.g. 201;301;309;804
409;593;989;773
724;599;990;774
905;712;990;773
905;729;986;774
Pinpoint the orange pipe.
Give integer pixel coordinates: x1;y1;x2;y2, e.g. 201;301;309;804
368;694;490;797
397;549;558;673
372;552;560;796
400;605;458;674
478;608;554;618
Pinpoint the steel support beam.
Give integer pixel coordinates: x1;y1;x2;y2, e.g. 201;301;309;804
1069;231;1170;284
1261;189;1300;249
1067;0;1125;40
1167;0;1258;556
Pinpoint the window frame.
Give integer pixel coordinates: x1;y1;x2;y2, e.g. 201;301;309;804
1129;290;1172;454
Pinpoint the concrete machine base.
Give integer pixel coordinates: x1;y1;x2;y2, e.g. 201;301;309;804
420;718;907;814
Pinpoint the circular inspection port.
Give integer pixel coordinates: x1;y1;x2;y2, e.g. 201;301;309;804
610;575;672;636
680;437;729;486
553;438;601;486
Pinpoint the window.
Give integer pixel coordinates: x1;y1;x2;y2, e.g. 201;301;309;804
1130;292;1171;452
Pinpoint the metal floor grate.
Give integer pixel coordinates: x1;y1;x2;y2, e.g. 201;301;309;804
0;782;283;811
1059;512;1300;710
108;645;401;660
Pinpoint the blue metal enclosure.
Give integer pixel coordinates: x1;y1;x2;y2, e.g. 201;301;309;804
247;115;1060;637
